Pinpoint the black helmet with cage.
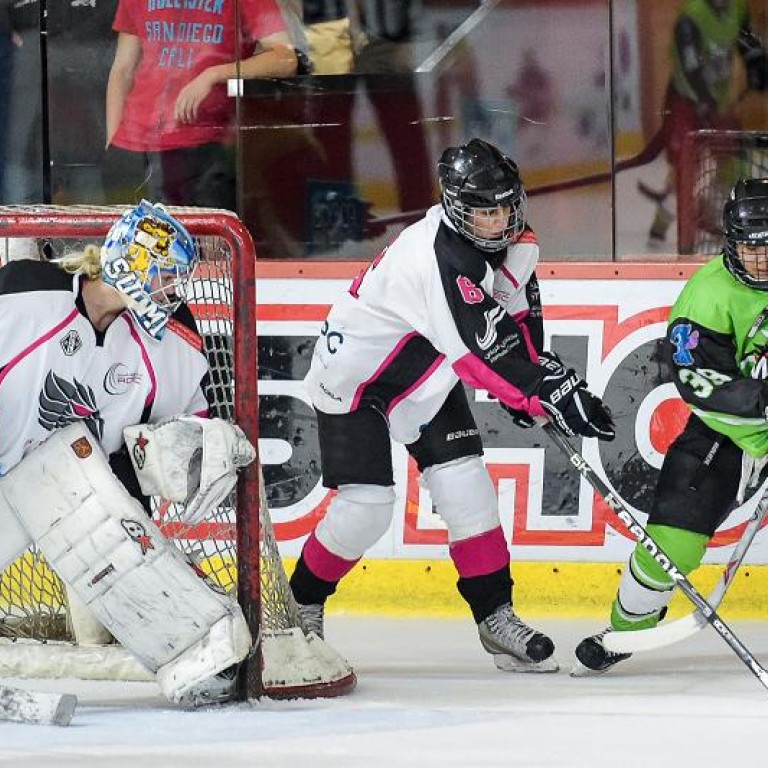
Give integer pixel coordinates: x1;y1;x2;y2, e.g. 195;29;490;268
723;178;768;291
438;138;527;252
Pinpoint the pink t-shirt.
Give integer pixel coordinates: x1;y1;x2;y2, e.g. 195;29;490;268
112;0;286;151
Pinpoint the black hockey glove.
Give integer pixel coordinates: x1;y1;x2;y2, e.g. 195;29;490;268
536;356;615;441
498;352;563;429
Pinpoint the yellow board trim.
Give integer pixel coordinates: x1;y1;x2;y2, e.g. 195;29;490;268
281;559;768;619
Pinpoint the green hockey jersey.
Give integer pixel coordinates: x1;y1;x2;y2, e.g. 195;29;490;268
668;255;768;456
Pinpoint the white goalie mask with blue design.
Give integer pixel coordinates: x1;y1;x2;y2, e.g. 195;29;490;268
101;201;199;339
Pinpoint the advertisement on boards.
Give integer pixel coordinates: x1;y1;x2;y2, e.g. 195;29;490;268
253;267;768;566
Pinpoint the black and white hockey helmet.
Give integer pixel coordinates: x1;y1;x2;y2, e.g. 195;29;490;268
438;138;527;252
723;178;768;290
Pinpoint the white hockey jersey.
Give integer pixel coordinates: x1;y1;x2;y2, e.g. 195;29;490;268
0;261;209;476
305;205;548;444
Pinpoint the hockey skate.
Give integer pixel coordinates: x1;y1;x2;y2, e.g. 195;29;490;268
478;604;558;672
297;603;325;639
570;629;631;677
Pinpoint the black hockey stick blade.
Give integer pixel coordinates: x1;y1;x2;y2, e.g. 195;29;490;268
0;685;77;726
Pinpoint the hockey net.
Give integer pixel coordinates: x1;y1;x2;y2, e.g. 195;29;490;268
0;205;355;700
678;130;768;256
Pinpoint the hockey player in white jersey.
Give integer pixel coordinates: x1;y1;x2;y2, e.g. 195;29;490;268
290;138;615;672
0;201;255;706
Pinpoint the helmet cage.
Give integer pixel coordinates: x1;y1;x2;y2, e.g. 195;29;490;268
438;139;527;252
101;201;199;339
723;179;768;291
441;188;528;252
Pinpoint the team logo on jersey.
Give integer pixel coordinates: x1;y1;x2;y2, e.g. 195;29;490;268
59;330;82;357
669;323;699;366
121;520;155;556
103;363;142;395
740;349;768;380
320;320;344;354
38;370;105;439
476;305;506;350
131;432;149;470
70;436;93;459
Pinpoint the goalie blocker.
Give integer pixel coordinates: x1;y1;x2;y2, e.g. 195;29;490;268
0;423;253;706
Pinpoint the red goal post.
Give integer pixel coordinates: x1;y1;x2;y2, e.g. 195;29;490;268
0;204;355;701
678;130;768;256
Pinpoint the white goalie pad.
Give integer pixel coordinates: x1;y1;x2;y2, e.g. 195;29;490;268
0;423;252;704
0;491;32;573
124;416;256;524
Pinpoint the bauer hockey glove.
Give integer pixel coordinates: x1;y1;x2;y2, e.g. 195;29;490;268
536;360;615;441
500;351;567;428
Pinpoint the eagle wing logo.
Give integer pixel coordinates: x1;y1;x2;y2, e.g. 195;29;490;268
38;370;105;439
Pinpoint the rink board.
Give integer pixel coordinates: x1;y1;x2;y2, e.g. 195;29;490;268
253;261;768;562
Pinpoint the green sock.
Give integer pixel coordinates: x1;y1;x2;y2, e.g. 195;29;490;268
610;525;708;631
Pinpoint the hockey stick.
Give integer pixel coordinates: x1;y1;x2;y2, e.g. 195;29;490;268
636;180;669;205
604;481;768;653
0;684;76;726
543;423;768;690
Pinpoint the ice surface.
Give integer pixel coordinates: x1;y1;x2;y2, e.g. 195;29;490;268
1;616;767;767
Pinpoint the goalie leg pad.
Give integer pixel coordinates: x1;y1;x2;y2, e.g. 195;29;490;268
0;491;32;572
1;424;252;703
421;456;499;542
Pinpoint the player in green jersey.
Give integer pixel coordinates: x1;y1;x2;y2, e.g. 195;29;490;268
574;178;768;674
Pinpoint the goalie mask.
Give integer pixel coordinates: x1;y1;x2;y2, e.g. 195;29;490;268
438;138;527;252
101;200;199;339
723;178;768;291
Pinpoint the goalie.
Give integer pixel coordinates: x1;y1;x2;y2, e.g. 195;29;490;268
0;201;256;706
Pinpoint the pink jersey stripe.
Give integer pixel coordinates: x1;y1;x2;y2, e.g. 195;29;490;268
499;264;519;288
386;353;446;416
511;309;540;362
449;526;509;578
303;532;359;582
0;308;80;387
351;331;420;411
124;315;157;410
453;353;546;417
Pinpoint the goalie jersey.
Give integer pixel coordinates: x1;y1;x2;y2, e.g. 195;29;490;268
0;260;209;475
305;205;548;444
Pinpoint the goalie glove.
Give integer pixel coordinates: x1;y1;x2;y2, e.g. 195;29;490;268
123;417;257;524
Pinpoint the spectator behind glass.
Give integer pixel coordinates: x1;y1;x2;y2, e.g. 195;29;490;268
353;0;434;216
637;0;768;249
288;1;433;256
0;0;17;202
2;0;41;204
104;0;298;210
